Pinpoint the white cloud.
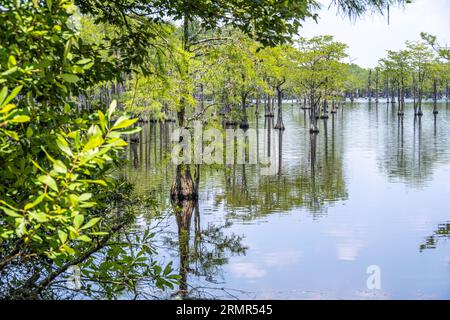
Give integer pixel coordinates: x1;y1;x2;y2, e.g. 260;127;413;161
327;226;365;261
229;262;267;279
263;250;302;267
300;0;450;67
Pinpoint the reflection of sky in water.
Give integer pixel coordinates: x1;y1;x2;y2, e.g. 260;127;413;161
125;102;450;299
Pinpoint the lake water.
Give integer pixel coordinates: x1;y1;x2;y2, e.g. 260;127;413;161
123;101;450;299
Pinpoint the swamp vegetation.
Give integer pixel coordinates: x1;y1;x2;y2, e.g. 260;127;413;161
1;0;450;299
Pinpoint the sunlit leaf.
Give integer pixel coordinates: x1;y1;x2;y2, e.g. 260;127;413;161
38;175;58;192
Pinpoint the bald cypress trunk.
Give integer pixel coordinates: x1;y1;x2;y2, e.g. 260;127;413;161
309;92;319;133
274;87;285;130
265;94;274;117
240;92;249;129
433;78;438;115
397;81;404;116
171;15;197;201
417;85;423;116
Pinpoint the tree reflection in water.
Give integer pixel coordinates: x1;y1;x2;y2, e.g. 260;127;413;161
168;199;247;299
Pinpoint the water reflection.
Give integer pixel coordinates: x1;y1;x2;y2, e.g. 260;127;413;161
420;222;450;251
169;199;247;299
379;103;449;188
124;102;450;299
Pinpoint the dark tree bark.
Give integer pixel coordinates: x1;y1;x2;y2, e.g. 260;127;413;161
265;94;274;117
240;92;249;129
433;78;438;115
274;87;285;130
320;99;329;119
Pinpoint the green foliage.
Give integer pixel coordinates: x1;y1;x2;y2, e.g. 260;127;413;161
0;0;179;299
294;36;349;102
1;97;136;259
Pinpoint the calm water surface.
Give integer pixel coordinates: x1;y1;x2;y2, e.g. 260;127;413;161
124;102;450;299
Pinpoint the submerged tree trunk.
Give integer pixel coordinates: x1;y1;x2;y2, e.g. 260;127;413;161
413;76;417;115
320;100;329;119
391;83;395;105
265;94;274;117
331;100;336;114
309;93;319;134
271;96;275;116
433;78;438;115
397;83;403;116
274;87;285;130
417;85;423;116
264;94;269;116
240;92;249;129
255;95;260;114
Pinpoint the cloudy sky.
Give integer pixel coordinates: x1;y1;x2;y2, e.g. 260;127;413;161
300;0;450;68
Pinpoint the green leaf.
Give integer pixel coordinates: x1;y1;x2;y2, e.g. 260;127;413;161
82;135;103;152
53;160;67;174
73;215;84;229
79;202;96;208
29;211;48;222
15;219;27;237
56;135;73;156
31;160;46;173
81;217;101;230
11;115;30;123
1;103;16;114
7;55;17;68
58;230;68;244
112;117;137;130
0;206;21;217
108;100;117;119
1;86;22;107
3;130;19;140
38;175;58;192
87;124;102;139
119;126;142;135
0;87;7;106
79;179;107;186
76;58;91;65
24;194;45;210
98;110;107;132
26;126;33;138
78;193;92;202
1;67;18;77
89;232;109;236
77;235;92;242
41;147;56;163
61;244;75;255
60;73;79;83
